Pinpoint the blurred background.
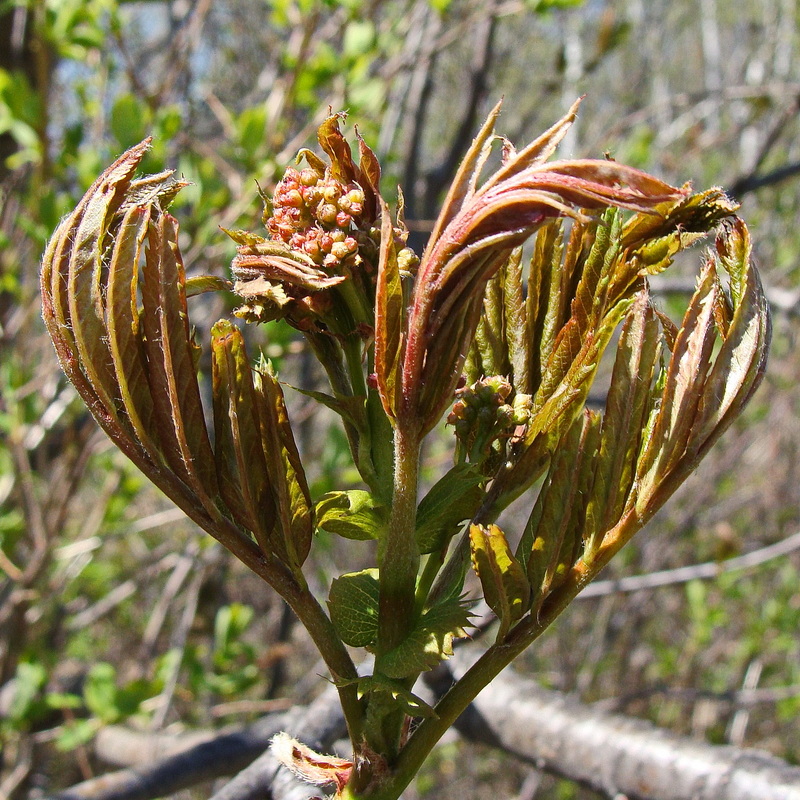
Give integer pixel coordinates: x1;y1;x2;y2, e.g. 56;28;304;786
1;1;799;797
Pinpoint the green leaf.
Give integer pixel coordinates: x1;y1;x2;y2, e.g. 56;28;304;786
186;275;232;297
328;569;380;647
415;463;484;554
469;523;530;641
84;663;119;724
56;719;100;753
288;385;363;429
236;106;267;153
343;20;376;58
110;93;148;149
315;490;385;540
379;597;472;679
8;662;47;724
472;269;506;378
502;249;530;391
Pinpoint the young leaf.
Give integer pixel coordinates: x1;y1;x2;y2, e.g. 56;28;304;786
469;524;530;641
140;213;218;504
315;491;385;541
635;265;719;504
271;733;353;793
41;141;281;591
105;205;159;456
353;675;437;719
211;320;277;551
328;570;381;648
523;411;597;605
692;219;771;448
255;366;314;569
584;291;661;558
374;196;404;422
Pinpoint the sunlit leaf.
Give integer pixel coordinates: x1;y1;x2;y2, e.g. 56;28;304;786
379;597;472;680
469;523;530;641
316;490;385;541
584;291;661;559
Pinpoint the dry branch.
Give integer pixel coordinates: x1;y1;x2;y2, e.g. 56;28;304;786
579;529;800;598
46;711;293;800
208;685;347;800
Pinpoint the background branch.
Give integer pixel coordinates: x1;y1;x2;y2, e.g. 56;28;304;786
51;645;800;800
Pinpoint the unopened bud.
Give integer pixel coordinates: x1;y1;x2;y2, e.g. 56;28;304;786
318;203;338;225
299;168;320;186
331;241;351;260
323;184;341;203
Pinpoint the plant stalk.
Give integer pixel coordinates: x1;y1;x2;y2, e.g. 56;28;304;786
377;425;421;655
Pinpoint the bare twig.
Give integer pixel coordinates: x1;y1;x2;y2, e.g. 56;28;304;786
148;549;207;729
578;530;800;599
597;681;800;714
728;659;763;747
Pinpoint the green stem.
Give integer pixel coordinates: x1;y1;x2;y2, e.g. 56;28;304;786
281;577;365;744
377;424;421;655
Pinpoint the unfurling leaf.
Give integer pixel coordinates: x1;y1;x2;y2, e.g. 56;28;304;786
42;109;771;791
375;196;405;422
328;570;381;648
394;102;686;438
255;364;314;569
469;524;529;641
583;290;661;560
633;217;770;521
41;140;313;591
211;320;277;551
520;410;600;607
316;490;386;541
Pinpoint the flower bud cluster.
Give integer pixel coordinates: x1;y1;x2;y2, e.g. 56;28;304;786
448;376;531;465
267;166;365;271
